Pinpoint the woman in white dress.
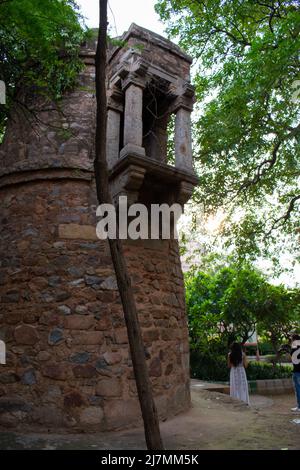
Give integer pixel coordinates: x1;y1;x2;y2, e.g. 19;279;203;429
228;342;250;405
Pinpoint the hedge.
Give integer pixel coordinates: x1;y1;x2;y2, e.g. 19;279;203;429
190;351;293;382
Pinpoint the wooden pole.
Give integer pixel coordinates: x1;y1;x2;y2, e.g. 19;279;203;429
94;0;164;450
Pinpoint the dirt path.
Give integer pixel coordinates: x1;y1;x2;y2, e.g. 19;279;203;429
0;388;299;450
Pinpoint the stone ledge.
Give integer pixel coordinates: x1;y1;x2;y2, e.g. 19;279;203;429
249;378;294;395
0;168;93;189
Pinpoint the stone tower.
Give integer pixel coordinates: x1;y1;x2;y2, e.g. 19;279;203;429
0;24;198;431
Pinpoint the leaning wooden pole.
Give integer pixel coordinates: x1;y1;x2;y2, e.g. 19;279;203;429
94;0;164;450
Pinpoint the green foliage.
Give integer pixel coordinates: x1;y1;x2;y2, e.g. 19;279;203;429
190;352;228;381
186;262;267;349
155;0;300;258
186;260;299;363
256;283;300;352
167;113;175;164
0;0;87;137
246;361;292;380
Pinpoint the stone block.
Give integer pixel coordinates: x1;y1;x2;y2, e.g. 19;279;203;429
143;329;159;343
42;363;70;380
96;378;122;397
37;351;51;362
114;328;128;344
103;398;141;430
14;325;39;345
64;315;94;330
73;364;96;378
64;391;85;408
58;305;71;315
72;331;103;345
79;406;103;426
103;351;122;365
2;290;20;303
48;328;64;345
21;368;37;385
149;357;162;377
0;372;20;384
101;276;118;290
69;352;91;364
59;224;98;241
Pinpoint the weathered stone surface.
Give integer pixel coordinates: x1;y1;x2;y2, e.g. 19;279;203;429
14;325;39;345
72;364;96;378
2;290;20;303
69;352;91;364
103;399;141;430
55;291;71;302
37;351;51;362
48;328;64;345
96;379;122;397
75;305;88;315
143;329;159;343
103;352;122;366
42;364;69;380
21;368;37;385
149;357;162;377
0;372;20;384
101;276;118;290
59;224;98;240
72;331;103;345
64;315;94;330
79;407;103;426
32;405;64;426
114;328;128;344
165;363;173;376
64;391;85;408
0;398;31;414
48;276;61;287
58;305;71;315
84;275;103;286
95;358;108;371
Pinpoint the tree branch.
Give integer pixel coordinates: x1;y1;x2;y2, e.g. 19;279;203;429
265;194;300;237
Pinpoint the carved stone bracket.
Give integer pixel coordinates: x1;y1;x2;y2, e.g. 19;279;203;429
110;163;146;205
107;87;124;113
109;154;198;208
176;181;196;206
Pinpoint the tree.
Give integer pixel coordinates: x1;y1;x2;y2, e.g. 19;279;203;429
0;0;86;139
94;0;163;450
256;283;299;356
186;260;299;360
186;263;264;351
155;0;300;259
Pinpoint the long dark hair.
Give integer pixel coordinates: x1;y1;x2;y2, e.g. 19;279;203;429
229;342;243;367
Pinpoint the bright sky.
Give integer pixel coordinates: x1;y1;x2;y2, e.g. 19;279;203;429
76;0;167;37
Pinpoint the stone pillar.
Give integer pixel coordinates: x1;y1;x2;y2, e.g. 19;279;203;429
120;77;146;158
174;107;193;172
107;109;121;170
107;88;123;170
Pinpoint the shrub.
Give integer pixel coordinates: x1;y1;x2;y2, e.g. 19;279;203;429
190;351;228;381
190;351;293;382
246;361;292;380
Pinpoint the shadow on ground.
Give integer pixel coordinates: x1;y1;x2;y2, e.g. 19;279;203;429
0;386;299;450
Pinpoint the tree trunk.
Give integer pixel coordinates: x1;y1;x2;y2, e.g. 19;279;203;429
94;0;164;450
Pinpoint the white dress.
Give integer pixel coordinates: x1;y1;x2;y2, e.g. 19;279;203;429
230;362;250;405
